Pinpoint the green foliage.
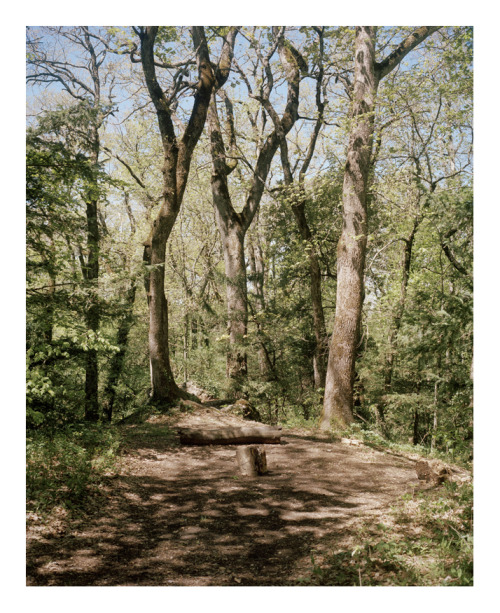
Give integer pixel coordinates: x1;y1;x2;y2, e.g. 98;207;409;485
297;480;473;586
26;424;122;515
26;26;473;470
358;172;472;455
237;172;342;410
26;100;142;425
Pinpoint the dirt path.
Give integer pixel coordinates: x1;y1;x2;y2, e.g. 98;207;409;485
26;408;422;586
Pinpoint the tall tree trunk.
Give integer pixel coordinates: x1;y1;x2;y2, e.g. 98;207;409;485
206;92;247;387
83;128;100;422
320;27;378;430
183;311;189;384
82;31;103;422
103;283;137;422
431;378;439;452
139;26;237;404
249;236;275;380
319;25;440;431
191;316;198;350
206;30;302;392
222;223;248;384
412;407;420;445
143;208;182;402
291;200;328;388
278;27;328;390
26;26;130;421
384;216;420;393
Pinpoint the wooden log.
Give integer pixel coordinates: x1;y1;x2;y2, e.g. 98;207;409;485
340;437;362;446
415;459;452;484
202;398;235;407
236;446;268;476
178;425;282;446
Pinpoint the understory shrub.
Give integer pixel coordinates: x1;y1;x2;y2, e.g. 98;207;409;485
26;424;122;515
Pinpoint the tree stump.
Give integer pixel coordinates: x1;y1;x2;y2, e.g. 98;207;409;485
236;445;268;477
415;459;452;484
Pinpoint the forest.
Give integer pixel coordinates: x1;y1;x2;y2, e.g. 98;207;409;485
26;26;473;587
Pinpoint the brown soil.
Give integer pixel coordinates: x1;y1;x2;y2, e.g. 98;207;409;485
26;406;423;586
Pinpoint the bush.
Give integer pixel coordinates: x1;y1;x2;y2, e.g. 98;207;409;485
26;424;122;515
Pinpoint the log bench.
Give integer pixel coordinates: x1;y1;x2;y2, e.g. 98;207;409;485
177;425;282;446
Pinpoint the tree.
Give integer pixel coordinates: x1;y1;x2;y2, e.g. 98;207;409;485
136;26;238;404
25;26;473;455
26;108;112;426
101;193;139;422
320;26;441;430
277;26;331;389
27;26;114;421
206;27;303;393
352;26;472;446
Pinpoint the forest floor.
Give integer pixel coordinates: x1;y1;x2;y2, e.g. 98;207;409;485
26;405;463;586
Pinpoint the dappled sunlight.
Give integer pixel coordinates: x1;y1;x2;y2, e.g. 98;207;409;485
27;426;421;586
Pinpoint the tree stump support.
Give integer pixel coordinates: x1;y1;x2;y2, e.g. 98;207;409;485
236;445;268;477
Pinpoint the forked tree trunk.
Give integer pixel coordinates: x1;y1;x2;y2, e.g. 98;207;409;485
278;27;328;390
206;30;302;393
139;26;238;404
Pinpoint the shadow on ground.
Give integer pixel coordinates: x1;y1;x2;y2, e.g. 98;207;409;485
26;428;419;586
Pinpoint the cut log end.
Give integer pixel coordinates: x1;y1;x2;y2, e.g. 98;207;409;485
236;445;268;477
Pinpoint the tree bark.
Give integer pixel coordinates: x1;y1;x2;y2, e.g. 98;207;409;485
236;446;268;476
291;199;328;388
320;27;378;430
384;215;420;393
83;204;100;421
139;26;238;404
209;135;248;382
103;283;137;422
222;228;250;384
249;236;275;380
431;378;439;452
178;425;282;445
81;30;103;422
206;29;302;392
280;26;328;389
319;25;440;431
412;407;420;445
